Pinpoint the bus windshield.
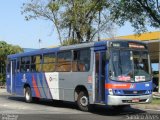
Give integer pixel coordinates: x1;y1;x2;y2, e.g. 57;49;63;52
109;49;151;82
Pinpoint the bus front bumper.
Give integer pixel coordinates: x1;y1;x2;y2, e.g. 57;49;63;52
107;94;152;105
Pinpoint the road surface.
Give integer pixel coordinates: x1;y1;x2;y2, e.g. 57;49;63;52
0;89;160;120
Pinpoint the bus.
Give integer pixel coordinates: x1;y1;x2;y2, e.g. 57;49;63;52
6;40;152;111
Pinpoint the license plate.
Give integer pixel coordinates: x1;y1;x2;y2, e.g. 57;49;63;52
132;98;140;102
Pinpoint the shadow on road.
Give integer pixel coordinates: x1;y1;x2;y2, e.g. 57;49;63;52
8;96;78;110
90;105;146;116
8;96;146;116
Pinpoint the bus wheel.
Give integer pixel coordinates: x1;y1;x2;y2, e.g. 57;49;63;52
25;87;32;103
77;91;89;112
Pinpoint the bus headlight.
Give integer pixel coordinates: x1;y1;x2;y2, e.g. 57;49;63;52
108;89;113;95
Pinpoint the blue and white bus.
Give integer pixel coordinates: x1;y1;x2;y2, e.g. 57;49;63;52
6;40;152;111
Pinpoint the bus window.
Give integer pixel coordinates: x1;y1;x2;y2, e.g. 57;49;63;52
72;49;90;72
16;59;20;73
31;55;42;72
7;60;11;73
20;56;30;72
57;51;71;72
109;49;151;82
43;53;56;72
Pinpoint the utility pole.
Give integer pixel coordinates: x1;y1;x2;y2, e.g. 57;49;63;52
38;39;42;49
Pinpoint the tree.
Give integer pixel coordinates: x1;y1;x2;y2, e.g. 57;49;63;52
108;0;160;33
22;0;114;45
0;41;23;83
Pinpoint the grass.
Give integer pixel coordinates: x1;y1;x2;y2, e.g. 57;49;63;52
151;98;160;104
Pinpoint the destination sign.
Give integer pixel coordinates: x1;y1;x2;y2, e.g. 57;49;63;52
111;41;146;49
129;43;145;49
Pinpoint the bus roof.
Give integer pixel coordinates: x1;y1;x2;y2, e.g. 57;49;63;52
7;39;146;59
8;41;96;59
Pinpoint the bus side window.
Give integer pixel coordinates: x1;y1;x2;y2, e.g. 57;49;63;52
17;59;20;73
7;60;11;73
72;49;90;72
31;55;42;72
72;51;79;72
57;51;72;72
20;57;25;72
20;56;30;72
31;56;36;72
43;53;56;72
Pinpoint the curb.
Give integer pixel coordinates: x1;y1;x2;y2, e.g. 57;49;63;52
153;96;160;99
142;108;160;112
0;88;7;92
153;92;160;98
0;86;5;89
132;104;160;111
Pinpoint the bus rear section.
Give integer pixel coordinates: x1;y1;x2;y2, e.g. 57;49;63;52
94;41;152;108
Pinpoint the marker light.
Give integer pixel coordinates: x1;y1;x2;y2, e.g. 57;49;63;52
108;89;113;95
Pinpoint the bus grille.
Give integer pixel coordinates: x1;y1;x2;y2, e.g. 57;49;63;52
122;99;147;103
123;90;146;95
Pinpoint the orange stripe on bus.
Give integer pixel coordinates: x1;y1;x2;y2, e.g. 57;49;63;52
32;75;40;98
105;83;131;89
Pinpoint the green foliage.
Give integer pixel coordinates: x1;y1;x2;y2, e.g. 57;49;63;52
22;0;113;45
153;71;159;78
151;98;160;104
108;0;160;33
0;41;23;83
0;73;5;83
62;38;79;46
22;0;160;44
0;41;23;58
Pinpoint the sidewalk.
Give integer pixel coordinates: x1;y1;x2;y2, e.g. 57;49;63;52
153;92;160;98
0;88;8;95
0;86;5;89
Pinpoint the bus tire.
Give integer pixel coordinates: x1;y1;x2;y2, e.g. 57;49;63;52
25;87;32;103
77;91;89;112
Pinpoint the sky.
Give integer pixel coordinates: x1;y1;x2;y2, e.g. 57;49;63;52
0;0;159;71
0;0;59;49
0;0;159;49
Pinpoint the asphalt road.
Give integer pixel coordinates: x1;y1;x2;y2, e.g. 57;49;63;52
0;89;160;120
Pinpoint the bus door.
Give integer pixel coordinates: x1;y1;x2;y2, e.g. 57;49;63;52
10;59;17;94
95;51;106;103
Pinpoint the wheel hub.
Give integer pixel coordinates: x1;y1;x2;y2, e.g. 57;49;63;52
80;96;88;106
26;92;30;100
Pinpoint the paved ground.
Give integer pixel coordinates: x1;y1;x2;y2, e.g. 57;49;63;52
0;89;160;120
